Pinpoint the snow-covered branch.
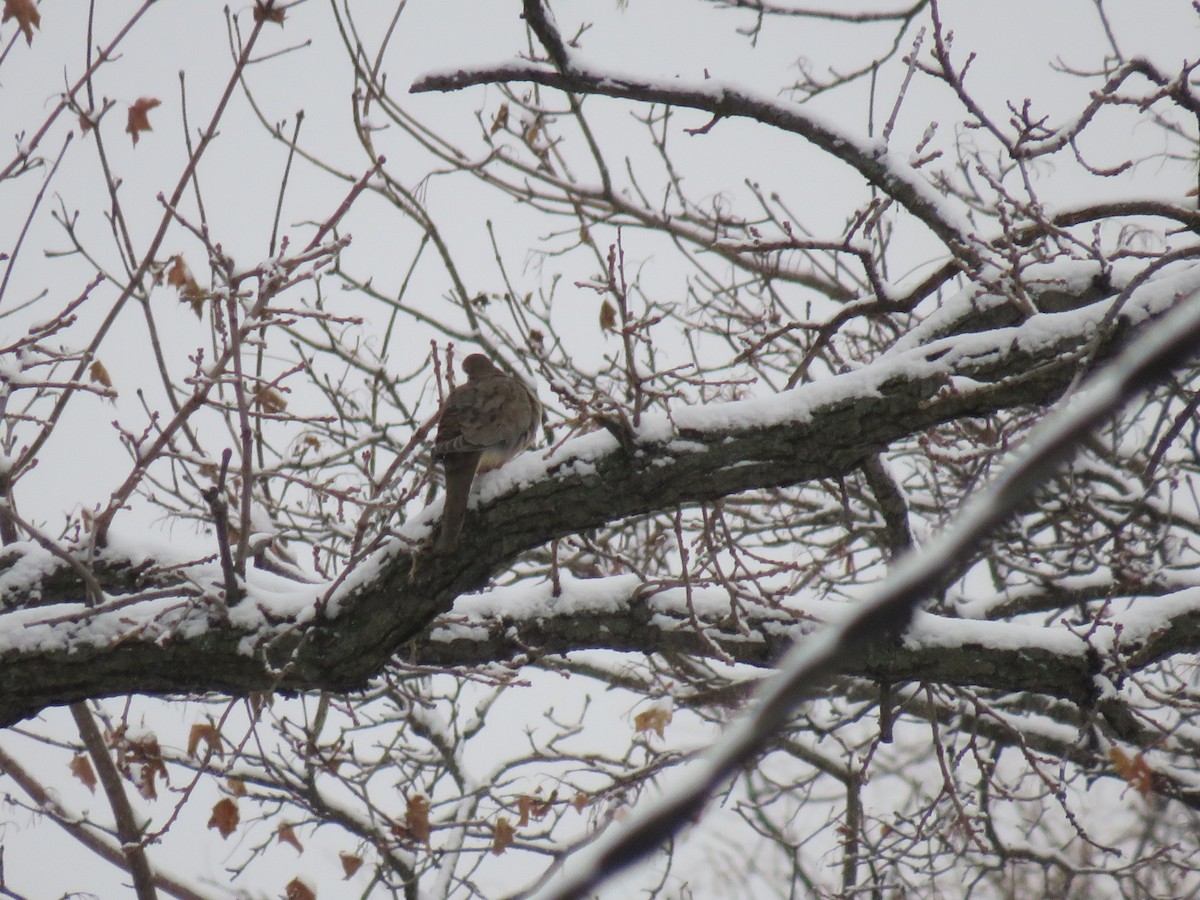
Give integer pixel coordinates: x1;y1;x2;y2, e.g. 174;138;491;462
411;62;975;257
1;266;1194;724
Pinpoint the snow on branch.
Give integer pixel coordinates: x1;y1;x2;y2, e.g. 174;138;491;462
411;62;976;259
532;267;1200;899
0;262;1194;725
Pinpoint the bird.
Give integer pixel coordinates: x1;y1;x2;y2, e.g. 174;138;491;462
432;353;541;549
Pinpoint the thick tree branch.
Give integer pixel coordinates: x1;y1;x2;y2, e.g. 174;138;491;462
418;575;1200;719
0;277;1191;725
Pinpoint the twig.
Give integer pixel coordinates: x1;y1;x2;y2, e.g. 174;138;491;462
17;9;277;536
412;63;975;262
531;276;1200;899
201;448;243;606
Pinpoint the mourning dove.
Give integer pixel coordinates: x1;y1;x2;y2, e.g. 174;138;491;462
433;353;541;549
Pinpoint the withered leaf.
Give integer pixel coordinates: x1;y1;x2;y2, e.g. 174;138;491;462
634;706;672;739
165;255;191;288
126;98;161;146
339;851;363;879
89;360;112;389
255;385;288;414
525;115;542;147
208;797;239;838
277;823;304;854
121;734;168;800
69;754;97;794
285;878;316;900
1110;747;1155;796
491;817;515;855
406;795;431;847
3;0;39;46
490;104;509;135
167;255;205;316
253;1;286;24
248;691;273;717
533;790;555;818
517;792;555;826
187;722;224;759
599;300;617;332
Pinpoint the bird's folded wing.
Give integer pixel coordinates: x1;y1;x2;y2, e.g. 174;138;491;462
435;379;538;456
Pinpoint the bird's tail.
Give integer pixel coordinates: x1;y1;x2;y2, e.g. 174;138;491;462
438;452;480;550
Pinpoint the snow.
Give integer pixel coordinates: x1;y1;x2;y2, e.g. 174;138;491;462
431;568;1189;668
0;541;61;605
0;526;328;658
0;354;26;382
903;611;1086;657
420;57;980;249
433;573;643;643
5;252;1199;665
5;1;1200;897
953;569;1118;619
1108;585;1200;647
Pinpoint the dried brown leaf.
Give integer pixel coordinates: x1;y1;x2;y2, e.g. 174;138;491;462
255;385;288;414
167;255;205;316
599;300;617;332
120;734;168;800
1110;747;1155;795
525;115;542;147
253;1;286;24
278;823;304;854
187;722;223;759
248;692;273;717
339;851;363;879
517;791;554;827
126;98;161;146
3;0;39;45
285;878;315;900
490;104;509;135
165;255;189;288
89;360;112;389
208;797;239;839
491;817;515;855
406;795;431;847
634;706;672;739
69;754;97;794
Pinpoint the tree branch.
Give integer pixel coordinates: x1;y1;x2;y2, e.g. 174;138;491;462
531;247;1200;900
70;702;158;900
411;62;977;260
0;274;1190;725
